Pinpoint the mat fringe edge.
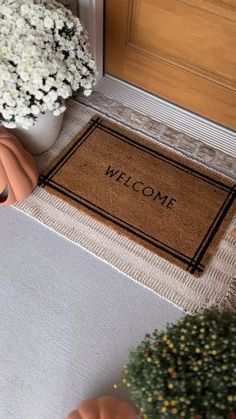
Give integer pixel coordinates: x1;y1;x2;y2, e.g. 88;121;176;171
220;276;236;312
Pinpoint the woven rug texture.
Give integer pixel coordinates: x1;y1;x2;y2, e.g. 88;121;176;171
15;100;236;314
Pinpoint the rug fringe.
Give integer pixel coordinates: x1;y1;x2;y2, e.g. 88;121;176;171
219;277;236;312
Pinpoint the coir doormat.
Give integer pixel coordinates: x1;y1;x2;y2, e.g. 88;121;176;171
39;116;236;276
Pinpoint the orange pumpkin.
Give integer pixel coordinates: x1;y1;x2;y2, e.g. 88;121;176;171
0;127;38;206
67;396;137;419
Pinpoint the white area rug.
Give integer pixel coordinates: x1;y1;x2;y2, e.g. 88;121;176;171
15;100;236;314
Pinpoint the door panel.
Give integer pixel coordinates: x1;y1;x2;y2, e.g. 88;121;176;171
105;0;236;130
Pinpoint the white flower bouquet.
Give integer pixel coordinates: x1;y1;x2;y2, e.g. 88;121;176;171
0;0;97;129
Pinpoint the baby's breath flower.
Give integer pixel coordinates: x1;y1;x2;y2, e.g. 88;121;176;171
0;0;97;129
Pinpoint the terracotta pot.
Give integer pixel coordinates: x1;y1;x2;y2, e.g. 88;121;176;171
67;396;137;419
0;127;38;206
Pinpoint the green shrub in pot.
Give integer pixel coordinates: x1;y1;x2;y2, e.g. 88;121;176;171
119;309;236;419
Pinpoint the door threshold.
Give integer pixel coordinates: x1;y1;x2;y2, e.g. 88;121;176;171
93;75;236;159
77;75;236;179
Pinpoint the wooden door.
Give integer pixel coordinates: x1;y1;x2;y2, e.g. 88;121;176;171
105;0;236;130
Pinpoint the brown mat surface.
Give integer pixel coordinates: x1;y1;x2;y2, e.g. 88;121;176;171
39;117;236;276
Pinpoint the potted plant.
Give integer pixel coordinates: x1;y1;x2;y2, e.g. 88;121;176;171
118;309;236;418
0;0;97;154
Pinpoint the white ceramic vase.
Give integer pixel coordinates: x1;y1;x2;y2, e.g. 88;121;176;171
11;109;65;155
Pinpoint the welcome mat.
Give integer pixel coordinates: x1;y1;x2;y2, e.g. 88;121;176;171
39;116;236;276
15;100;236;313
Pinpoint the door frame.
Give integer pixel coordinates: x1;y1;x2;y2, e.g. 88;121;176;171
78;0;236;158
78;0;104;80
